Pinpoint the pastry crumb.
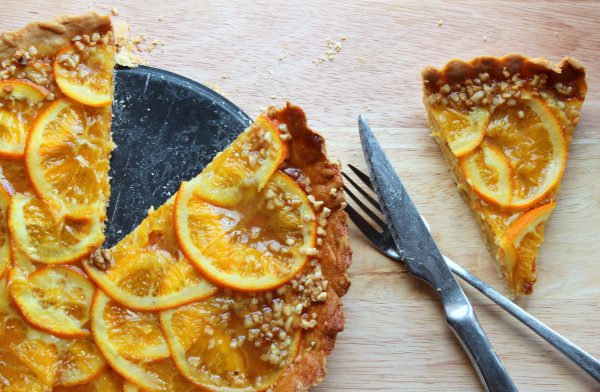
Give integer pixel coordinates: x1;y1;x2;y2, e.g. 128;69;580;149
313;37;344;65
437;19;444;27
111;7;119;16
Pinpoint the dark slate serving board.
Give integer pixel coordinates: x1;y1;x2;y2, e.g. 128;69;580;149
105;66;251;247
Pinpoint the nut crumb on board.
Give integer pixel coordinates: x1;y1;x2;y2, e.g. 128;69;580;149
113;22;163;67
111;7;119;16
313;37;344;65
437;19;444;26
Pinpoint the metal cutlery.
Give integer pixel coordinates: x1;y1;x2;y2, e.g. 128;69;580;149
358;115;516;391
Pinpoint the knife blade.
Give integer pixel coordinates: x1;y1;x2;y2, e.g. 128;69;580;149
358;115;516;392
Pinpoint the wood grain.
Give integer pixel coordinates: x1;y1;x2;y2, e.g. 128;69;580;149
2;1;600;390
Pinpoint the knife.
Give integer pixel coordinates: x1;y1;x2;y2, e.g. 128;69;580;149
358;115;517;392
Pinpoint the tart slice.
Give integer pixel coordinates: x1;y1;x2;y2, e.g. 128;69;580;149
85;104;351;391
0;13;115;265
422;54;586;295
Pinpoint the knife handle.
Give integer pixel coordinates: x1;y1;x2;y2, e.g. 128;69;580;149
446;302;517;392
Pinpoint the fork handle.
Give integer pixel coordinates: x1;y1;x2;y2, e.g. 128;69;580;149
446;256;600;383
444;299;517;392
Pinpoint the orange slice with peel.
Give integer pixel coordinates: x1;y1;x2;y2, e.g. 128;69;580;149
0;186;10;278
500;202;555;294
55;336;107;386
91;291;197;391
54;369;124;392
175;171;317;291
0;277;57;390
159;293;302;391
25;98;114;218
8;192;104;264
431;106;488;157
54;44;115;107
0;79;48;158
9;266;95;338
99;289;170;362
485;94;567;209
84;200;216;311
461;141;514;207
1;276;106;388
194;114;287;208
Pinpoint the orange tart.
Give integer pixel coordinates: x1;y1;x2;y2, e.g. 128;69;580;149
0;13;350;391
422;54;586;295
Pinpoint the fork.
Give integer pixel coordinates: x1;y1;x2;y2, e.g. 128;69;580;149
343;164;600;383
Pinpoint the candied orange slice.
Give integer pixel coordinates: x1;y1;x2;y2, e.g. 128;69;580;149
55;336;107;386
10;266;95;338
0;79;48;158
0;277;58;389
0;186;9;278
431;106;488;157
461;141;514;207
485;94;567;209
25;98;113;218
8;192;104;264
159;293;302;391
54;44;115;107
91;291;198;391
175;171;317;291
98;289;170;362
0;277;106;389
84;200;216;311
194;115;287;208
500;202;555;294
54;369;124;392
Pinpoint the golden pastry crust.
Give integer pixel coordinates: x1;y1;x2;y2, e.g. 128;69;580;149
421;54;586;295
0;13;111;60
422;53;586;99
271;103;352;391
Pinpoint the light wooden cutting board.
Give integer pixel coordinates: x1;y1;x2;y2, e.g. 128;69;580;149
4;1;600;390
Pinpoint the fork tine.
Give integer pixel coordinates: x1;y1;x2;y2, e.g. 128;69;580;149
343;184;387;229
348;164;373;189
344;204;385;245
342;172;381;212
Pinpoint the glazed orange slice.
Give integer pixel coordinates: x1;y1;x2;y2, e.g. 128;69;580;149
54;369;124;392
0;186;10;278
0;277;57;389
431;107;488;157
9;266;95;338
194;114;287;208
54;44;115;107
1;277;106;388
91;291;197;391
159;293;302;391
461;141;514;207
501;202;556;294
8;192;104;264
54;336;107;386
84;200;216;311
175;171;317;291
0;79;48;158
97;289;170;362
25;98;114;218
485;94;567;209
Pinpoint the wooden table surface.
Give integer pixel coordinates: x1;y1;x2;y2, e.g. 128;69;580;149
4;1;600;391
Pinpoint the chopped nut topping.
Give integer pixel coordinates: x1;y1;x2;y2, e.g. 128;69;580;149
88;249;112;271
